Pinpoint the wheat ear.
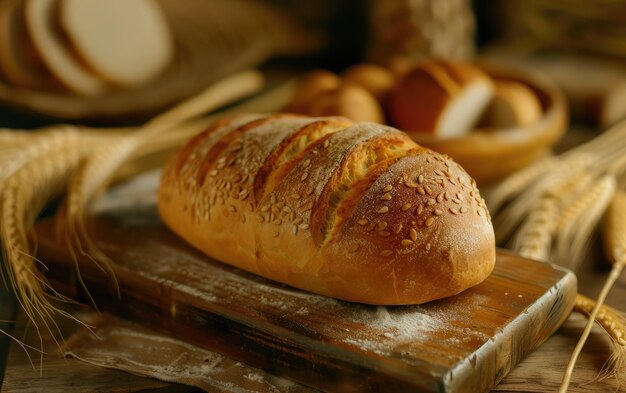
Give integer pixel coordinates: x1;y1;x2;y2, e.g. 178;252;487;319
560;190;626;392
486;156;556;214
554;175;617;271
513;196;559;261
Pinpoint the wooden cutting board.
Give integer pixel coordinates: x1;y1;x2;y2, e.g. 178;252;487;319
34;172;576;393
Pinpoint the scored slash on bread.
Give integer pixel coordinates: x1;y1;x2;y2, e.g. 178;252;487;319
389;61;495;138
25;0;106;95
0;0;57;90
158;114;495;305
59;0;174;88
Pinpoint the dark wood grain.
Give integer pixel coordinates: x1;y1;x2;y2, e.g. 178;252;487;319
29;202;576;393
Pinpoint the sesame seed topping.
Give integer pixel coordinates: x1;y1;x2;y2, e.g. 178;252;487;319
425;243;432;251
416;204;424;215
305;188;315;196
418;175;424;184
425;217;435;226
417;187;426;195
383;185;393;192
209;169;218;177
272;231;280;237
444;192;450;201
456;192;463;200
323;140;330;148
435;170;444;176
450;208;459;215
302;159;311;168
217;162;226;169
424;185;432;195
410;228;418;241
394;224;403;234
301;172;309;181
377;222;388;230
477;209;484;216
460;206;468;213
453;198;462;204
380;250;393;257
378;206;389;213
436;193;444;203
282;206;291;213
434;209;443;216
358;219;368;225
401;239;414;246
406;182;419;188
381;193;392;201
427;199;436;206
299;223;310;230
292;225;298;235
402;203;412;211
274;219;282;225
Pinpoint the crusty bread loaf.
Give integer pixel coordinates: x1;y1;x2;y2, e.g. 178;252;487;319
389;61;494;138
157;114;495;305
480;81;541;128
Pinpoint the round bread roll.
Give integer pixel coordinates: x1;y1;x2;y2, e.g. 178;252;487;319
308;84;385;124
0;0;56;89
60;0;174;88
25;0;105;95
158;114;496;305
285;70;341;114
389;61;495;138
481;81;542;128
341;63;396;102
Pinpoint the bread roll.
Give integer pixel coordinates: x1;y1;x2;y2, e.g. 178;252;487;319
158;114;495;305
0;0;56;90
25;0;105;95
341;63;396;102
481;81;542;128
389;61;494;138
285;70;341;114
308;84;385;124
60;0;173;87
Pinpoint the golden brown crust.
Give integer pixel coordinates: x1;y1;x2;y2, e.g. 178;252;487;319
158;114;495;305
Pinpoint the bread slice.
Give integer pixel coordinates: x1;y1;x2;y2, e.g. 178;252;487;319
480;81;542;128
0;0;56;89
59;0;174;88
25;0;105;95
389;61;494;138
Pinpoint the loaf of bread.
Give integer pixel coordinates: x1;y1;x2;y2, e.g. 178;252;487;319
157;114;495;305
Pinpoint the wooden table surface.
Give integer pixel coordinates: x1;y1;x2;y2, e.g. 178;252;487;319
1;129;625;393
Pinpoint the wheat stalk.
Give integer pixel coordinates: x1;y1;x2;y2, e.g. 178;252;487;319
560;190;626;392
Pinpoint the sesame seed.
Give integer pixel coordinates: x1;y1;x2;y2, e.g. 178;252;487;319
427;199;436;206
302;159;311;168
378;206;389;213
402;203;412;211
424;185;432;195
379;231;390;236
217;162;226;169
460;206;468;213
425;217;435;226
425;243;431;251
450;208;459;215
323;139;330;148
417;204;424;215
406;182;419;188
456;192;463;200
209;169;218;177
435;170;444;176
448;178;457;185
394;224;403;234
401;239;414;246
301;172;309;181
305;188;315;196
217;157;226;164
417;187;426;195
292;225;298;235
299;223;310;230
436;193;444;203
453;198;462;204
282;206;292;213
477;209;484;216
410;228;418;241
380;250;393;257
381;193;392;201
377;222;388;230
434;209;443;216
273;231;280;237
358;219;368;225
418;175;424;184
444;192;450;201
383;185;393;192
